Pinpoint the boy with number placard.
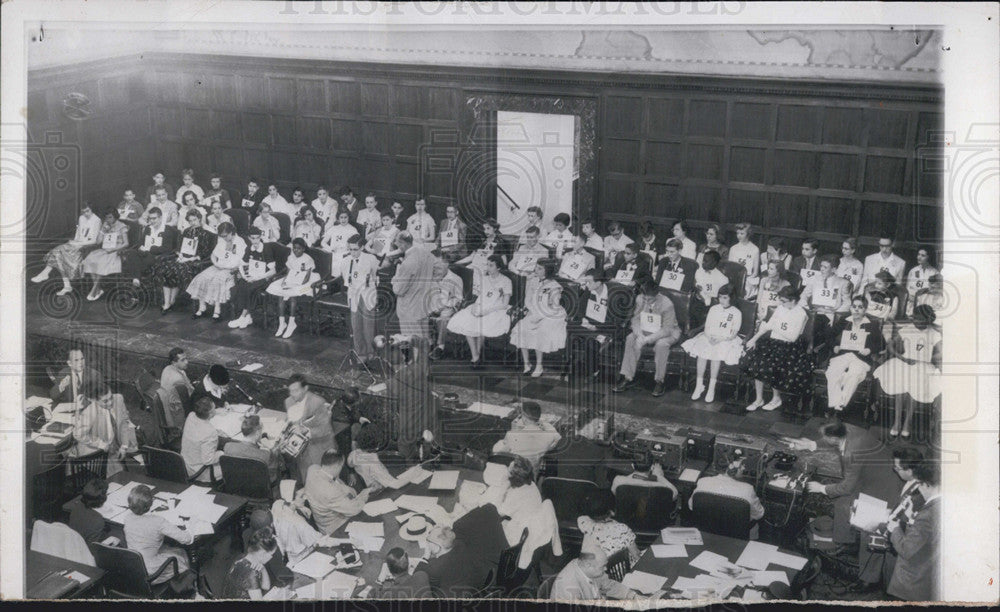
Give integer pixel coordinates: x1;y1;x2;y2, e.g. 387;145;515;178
613;280;681;397
227;226;277;330
437;205;468;262
655;238;697;293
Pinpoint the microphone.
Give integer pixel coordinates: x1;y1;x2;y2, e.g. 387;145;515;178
231;380;262;410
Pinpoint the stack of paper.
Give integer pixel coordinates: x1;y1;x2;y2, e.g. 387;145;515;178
291;551;336;579
25;396;53;410
678;468;701;483
48;411;74;425
363;498;399;516
465;402;514;419
105;481;147;508
661;528;703;546
671;574;738;599
690;551;740;575
651;544;687;558
428;470;460;490
735;541;779;571
621;571;666;594
769;551;807;571
295;571;361;599
346;521;385;538
397;465;433;485
210;412;244;438
352;536;385;552
850;493;889;531
395;495;440;513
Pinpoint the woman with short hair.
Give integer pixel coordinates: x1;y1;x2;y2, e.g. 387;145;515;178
150;207;216;314
509;261;566;377
497;456;545;546
30;203;103;296
577;488;640;566
292;206;323;247
220;527;290;599
186;221;246;320
81;208;130;301
122;484;194;584
447;254;512;368
741;285;813;412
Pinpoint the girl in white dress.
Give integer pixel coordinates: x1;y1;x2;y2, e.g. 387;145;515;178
252;203;282;244
321;210;359;278
873;304;941;439
186;222;246;320
292;206;323;247
683;284;744;403
82;210;130;302
31;204;103;295
447;255;512;368
509;262;567;377
836;237;864;295
267;238;316;339
904;247;939;318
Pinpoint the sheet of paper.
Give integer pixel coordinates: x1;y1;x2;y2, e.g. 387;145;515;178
262;586;289;600
52;403;75;414
105;481;146;508
25;396;53;409
395;495;440;513
690;550;735;574
678;468;701;483
621;571;667;594
850;493;889;531
186;519;215;537
651;544;688;558
292;551;335;579
48;412;74;424
240;363;264;372
483;462;509;487
465;402;515;419
351;536;385;553
769;551;807;571
398;465;433;485
95;504;130;521
210;411;244;438
661;527;703;546
63;570;89;583
363;498;399;516
735;541;780;571
259;417;286;440
367;382;387;394
458;480;488;500
751;570;790;587
317;571;361;599
395;511;416;524
428;470;460;490
345;521;385;538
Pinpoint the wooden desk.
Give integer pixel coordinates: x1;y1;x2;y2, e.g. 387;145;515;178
293;465;484;598
25;550;105;599
631;530;803;598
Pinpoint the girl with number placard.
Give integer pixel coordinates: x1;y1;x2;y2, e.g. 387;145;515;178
292;206;323;247
695;223;729;265
727;222;760;299
204;199;233;235
320;210;359;278
82;209;131;302
150;208;216;314
683;284;743;403
836;237;864;295
741;285;813;412
447;255;513;369
252;203;282;244
904;247;939;318
267;238;316;339
755;260;791;325
186;222;246;321
228;226;277;330
863;271;900;321
31;203;103;296
689;250;728;329
176;191;203;232
873;305;941;439
509;261;567;377
824;295;886;415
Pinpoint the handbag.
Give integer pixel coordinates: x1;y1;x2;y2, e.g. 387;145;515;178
277;422;311;459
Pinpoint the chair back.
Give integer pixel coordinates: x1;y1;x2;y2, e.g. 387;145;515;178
91;542;155;598
720;261;747;299
219;454;272;500
736;298;758;337
496;528;528;594
605;547;631;582
308;246;332;280
690;491;753;540
613;484;676;533
123;220;143;250
271;243;291;272
272;212;292;244
227;209;251;238
30;455;67;524
144;446;191;484
539;477;600;524
536;574;557;599
663;290;691;334
584;246;605;272
783;270;802;291
67;449;109;497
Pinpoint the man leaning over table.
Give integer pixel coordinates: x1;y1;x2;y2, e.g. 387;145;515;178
304;450;374;535
224;415;282;484
491;401;561;471
549;547;638;601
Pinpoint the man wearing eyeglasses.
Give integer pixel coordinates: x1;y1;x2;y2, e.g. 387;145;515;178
860;235;906;292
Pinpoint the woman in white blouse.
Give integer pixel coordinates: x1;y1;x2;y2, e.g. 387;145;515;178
321;210;359;278
266;238;316;339
176;191;202;233
121;484;196;584
741;285;812;412
497;456;545;547
174;168;204;205
292;206;323;247
669;219;697;260
204;199;234;235
904;247;939;318
447;255;512;368
252;203;282;244
509;262;566;377
836;237;864;295
186;221;246;320
406;198;436;245
727;222;760;299
31;203;103;295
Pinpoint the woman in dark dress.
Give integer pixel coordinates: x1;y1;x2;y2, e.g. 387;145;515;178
150;208;216;314
220;527;289;600
66;479;110;543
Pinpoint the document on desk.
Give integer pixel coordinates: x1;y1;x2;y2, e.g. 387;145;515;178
210;412;243;438
678;468;701;483
346;521;385;538
48;411;74;425
363;498;399;516
186;519;215;537
651;544;688;558
465;402;515;419
398;464;433;485
769;551;807;571
177;485;213;502
95;503;130;521
751;570;790;587
735;541;780;570
661;527;703;546
458;480;488;500
850;493;889;531
672;574;738;599
317;571;361;599
351;536;385;553
483;462;509;486
621;571;667;594
395;495;440;513
105;481;147;508
291;551;336;579
428;470;460;490
25;396;53;410
690;551;736;574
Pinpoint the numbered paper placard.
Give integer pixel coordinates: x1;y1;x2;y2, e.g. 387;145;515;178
562;258;585;281
615;268;635;284
248;258;267;277
102;233;118;249
585;298;607;323
840;329;868;352
180;237;199;257
717;312;736;333
512;254;537;273
288;267;311;286
759;289;780;310
118;208;130;219
242;198;255;208
702;281;720;299
78;227;92;240
640;311;661;334
659;270;685;291
867;301;892;320
800;268;820;284
813;285;839;308
143;233;163;250
441;229;458;247
906;335;934;362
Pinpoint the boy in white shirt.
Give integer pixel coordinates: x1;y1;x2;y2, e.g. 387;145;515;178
602;222;633;269
542;212;575;259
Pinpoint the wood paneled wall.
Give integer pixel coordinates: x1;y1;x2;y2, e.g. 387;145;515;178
28;53;942;262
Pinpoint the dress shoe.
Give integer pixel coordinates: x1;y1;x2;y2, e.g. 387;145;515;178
652;381;666;397
471;358;483;370
704;385;716;403
745;399;764;412
531;364;544;378
762;398;782;411
282;319;298;338
429;346;444;361
691;384;705;401
612;376;634;393
192;309;205;319
56;285;73;296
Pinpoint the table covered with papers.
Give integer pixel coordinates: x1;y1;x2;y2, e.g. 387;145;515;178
629;528;807;600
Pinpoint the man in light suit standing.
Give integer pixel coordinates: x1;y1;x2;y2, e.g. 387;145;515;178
342;235;379;362
391;231;436;339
